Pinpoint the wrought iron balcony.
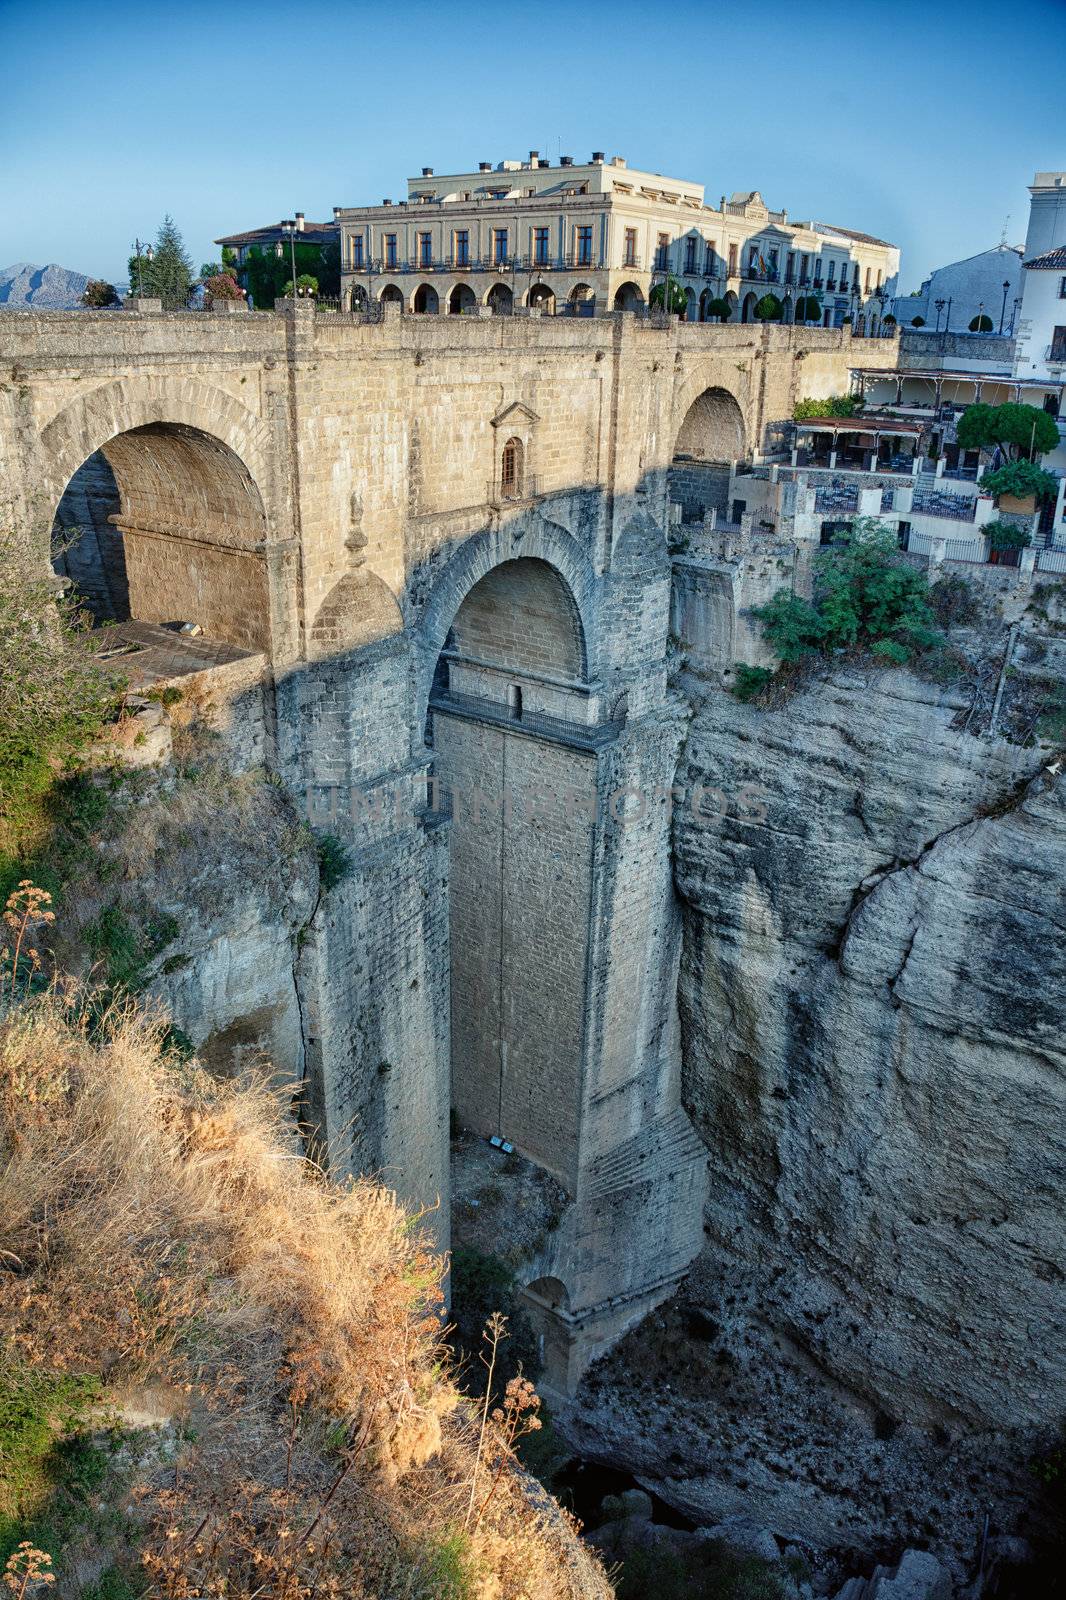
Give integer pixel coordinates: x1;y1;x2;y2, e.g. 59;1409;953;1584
564;252;598;270
620;254;642;270
487;473;539;506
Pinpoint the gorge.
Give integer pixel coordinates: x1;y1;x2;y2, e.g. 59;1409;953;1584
1;300;1062;1595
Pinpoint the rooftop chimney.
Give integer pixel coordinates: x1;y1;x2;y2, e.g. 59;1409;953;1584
295;212;305;231
611;156;626;168
382;198;392;206
479;161;492;172
538;158;549;168
560;155;573;167
421;166;433;176
592;151;605;163
332;206;341;219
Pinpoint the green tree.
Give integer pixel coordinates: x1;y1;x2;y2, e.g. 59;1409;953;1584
704;296;732;321
754;293;783;322
148;216;194;309
649;279;687;314
979;459;1058;502
794;294;822;323
80;280;119;308
283;274;319;298
752;520;942;668
957;401;1059;461
242;240;335;308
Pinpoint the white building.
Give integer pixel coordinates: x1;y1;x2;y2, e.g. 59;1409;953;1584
1013;173;1066;388
891;243;1023;335
337;150;900;324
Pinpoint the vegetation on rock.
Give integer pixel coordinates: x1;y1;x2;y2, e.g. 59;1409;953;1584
0;991;608;1599
0;527;119;874
751;520;942;669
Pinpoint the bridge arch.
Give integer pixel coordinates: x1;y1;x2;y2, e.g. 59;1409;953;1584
41;378;276;652
672;381;747;463
413;516;598;731
426;546;596;1189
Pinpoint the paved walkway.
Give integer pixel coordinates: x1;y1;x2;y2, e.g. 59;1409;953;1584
92;619;260;687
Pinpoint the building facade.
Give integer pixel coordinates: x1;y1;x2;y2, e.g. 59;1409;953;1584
337;150;900;325
890;243;1023;336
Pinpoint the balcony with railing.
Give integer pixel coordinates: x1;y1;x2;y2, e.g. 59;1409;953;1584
487;473;540;507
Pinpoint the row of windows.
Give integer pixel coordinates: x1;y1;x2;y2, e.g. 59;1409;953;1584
349;225;598;269
347;228;884;292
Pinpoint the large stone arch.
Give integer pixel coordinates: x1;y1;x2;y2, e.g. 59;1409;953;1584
39;375;275;528
671;374;748;464
412;515;598;731
40;377;278;651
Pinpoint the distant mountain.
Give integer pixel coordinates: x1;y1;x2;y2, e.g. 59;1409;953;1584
0;262;108;310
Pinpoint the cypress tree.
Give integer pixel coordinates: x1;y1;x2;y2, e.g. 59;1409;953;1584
147;216;194;309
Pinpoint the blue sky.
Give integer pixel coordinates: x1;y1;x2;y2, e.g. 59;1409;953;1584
1;0;1063;289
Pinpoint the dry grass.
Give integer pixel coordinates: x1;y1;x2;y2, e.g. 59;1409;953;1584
0;996;611;1600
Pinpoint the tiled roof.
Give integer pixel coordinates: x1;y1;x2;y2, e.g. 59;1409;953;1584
815;221;895;249
214;221;338;247
1024;246;1066;270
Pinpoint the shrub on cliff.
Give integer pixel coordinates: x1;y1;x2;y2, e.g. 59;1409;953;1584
0;527;119;869
752;520;942;668
0;991;609;1600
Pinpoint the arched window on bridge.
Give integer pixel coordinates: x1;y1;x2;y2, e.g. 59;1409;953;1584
500;436;523;500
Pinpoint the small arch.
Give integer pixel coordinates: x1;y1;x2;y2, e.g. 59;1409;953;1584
308;569;403;661
724;290;739;319
413;283;439;315
782;294;794;324
683;287;697;323
520;1277;573;1392
527;281;556;314
448;282;476;315
567;283;595;317
379;283;404;306
486;282;513;315
613;281;644;312
741;290;759;323
500;436;524;500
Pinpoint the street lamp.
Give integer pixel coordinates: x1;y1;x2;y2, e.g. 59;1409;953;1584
999;279;1010;335
281;219;298;299
934;297;945;333
133;239;153;299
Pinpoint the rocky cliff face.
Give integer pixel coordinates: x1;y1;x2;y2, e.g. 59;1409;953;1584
561;664;1065;1576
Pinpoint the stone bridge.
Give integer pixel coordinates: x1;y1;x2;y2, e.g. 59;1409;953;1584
0;302;894;1388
